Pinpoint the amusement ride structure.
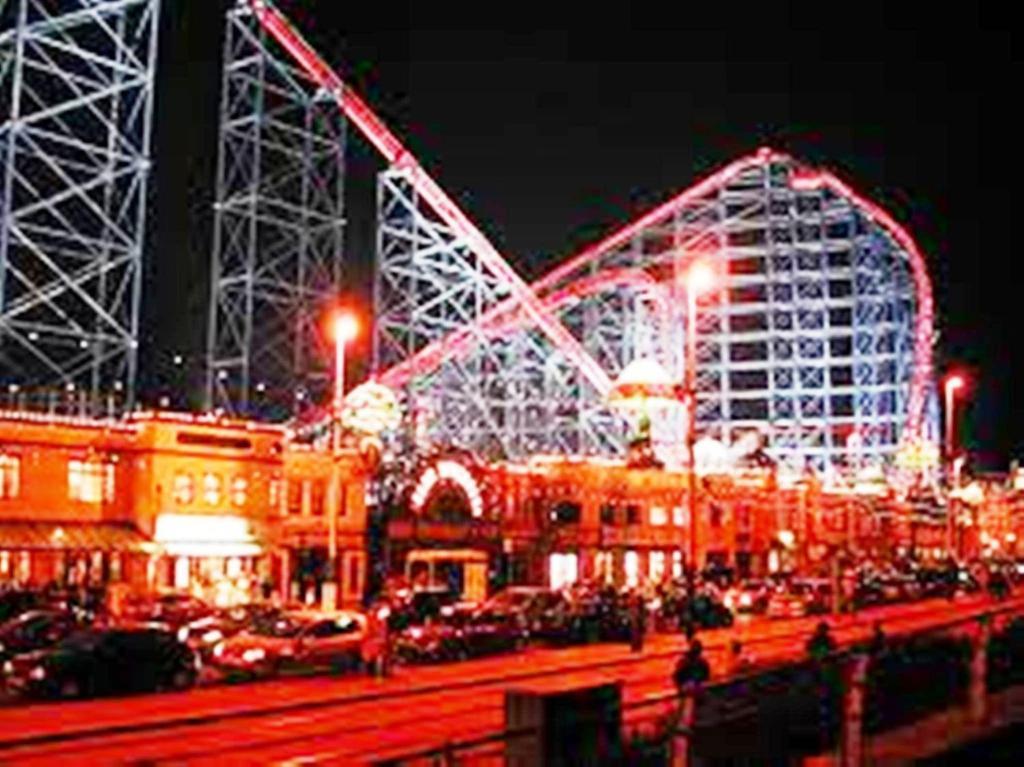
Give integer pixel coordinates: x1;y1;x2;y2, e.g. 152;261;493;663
1;0;939;474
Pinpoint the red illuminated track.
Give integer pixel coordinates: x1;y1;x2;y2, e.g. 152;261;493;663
0;594;1016;765
248;0;610;396
380;147;935;441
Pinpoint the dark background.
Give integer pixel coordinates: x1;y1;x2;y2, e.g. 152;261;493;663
142;2;1019;469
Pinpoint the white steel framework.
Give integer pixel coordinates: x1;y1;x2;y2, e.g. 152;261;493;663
378;149;938;473
206;2;345;420
0;0;160;411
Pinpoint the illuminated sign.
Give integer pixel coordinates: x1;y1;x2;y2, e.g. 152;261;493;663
154;514;260;557
410;460;483;518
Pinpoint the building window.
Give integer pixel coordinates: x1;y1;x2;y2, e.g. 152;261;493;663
269;478;282;511
310;480;325;516
202;473;222;506
626;505;640;525
649;551;666;582
600;504;616;525
231;476;247;507
650;506;668;526
0;550;9;577
672;551;683;579
624;550;639;588
548;552;578;591
286;480;302;515
173;473;194;505
0;454;20;498
68;459;114;503
673;506;686;526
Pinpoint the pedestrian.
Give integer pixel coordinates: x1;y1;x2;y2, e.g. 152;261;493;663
630;592;646;652
868;621;886;657
674;639;710;694
728;639;754;675
806;620;836;662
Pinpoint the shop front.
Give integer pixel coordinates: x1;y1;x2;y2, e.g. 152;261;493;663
151;513;266;607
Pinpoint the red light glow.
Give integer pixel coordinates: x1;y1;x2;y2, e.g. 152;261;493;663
332;312;359;344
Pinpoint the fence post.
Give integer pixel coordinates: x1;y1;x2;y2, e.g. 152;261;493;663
969;615;991;724
839;653;869;767
670;691;697;767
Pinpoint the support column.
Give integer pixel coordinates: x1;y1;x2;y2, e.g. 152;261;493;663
969;616;991;724
840;653;869;767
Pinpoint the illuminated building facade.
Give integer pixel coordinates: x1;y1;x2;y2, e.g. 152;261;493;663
0;411;371;606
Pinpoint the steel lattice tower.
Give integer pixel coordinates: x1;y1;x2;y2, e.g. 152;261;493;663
379;150;938;474
206;2;346;420
0;0;160;411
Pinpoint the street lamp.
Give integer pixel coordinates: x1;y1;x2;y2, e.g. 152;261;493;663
680;260;714;639
323;310;359;611
944;374;965;480
943;373;965;561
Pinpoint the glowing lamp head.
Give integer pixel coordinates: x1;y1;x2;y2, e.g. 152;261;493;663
686;262;715;294
332;313;359;344
945;374;964;394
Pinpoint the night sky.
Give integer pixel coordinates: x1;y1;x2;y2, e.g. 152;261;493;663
143;2;1019;469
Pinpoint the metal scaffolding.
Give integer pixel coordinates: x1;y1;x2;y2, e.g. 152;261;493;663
206;2;346;420
380;150;937;473
0;0;160;412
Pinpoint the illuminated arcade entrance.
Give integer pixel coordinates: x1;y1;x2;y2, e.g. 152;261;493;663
387;458;501;602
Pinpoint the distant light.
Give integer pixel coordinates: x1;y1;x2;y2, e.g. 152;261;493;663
79;339;89;349
332;312;359;344
217;370;228;380
7;384;18;394
790;170;825;191
113;381;124;392
255;382;266;393
687;262;715;294
945;374;965;394
28;332;39;341
65;382;75;392
159;396;170;408
173;354;184;366
777;529;796;548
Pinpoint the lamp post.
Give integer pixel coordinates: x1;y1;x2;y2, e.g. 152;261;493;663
323;311;358;611
681;261;714;639
944;373;965;561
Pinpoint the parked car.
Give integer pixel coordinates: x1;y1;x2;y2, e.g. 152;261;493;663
0;609;84;664
3;627;198;699
723;580;771;615
175;605;284;662
122;593;213;629
766;580;830;619
393;620;467;663
212;610;367;677
0;590;41;624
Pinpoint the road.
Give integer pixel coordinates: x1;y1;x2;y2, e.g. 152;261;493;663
0;593;1020;765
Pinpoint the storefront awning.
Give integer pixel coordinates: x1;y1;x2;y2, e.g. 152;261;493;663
154;514;262;558
0;521;154;552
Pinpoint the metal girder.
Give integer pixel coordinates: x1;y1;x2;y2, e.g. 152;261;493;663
205;3;345;419
0;0;159;411
384;150;936;472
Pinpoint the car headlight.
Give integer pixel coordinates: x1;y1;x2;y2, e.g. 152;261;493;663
2;660;12;675
739;593;753;607
723;594;735;610
213;642;225;658
440;606;455;617
409;627;424;639
241;648;266;664
201;630;223;645
177;627;190;643
29;666;46;681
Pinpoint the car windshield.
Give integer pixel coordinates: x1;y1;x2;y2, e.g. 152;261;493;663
487;591;537;609
250;615;308;638
57;630;104;652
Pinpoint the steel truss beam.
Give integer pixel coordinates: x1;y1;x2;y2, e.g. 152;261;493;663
0;0;159;411
383;150;936;471
206;2;345;419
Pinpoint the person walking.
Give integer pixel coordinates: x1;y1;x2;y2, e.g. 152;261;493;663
674;639;711;693
806;620;836;662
